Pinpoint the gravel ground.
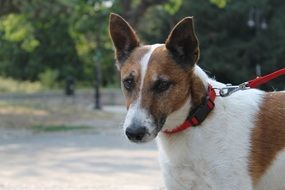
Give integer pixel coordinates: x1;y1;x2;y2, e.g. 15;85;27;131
0;105;164;190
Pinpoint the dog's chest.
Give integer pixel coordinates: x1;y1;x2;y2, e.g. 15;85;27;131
160;158;218;190
155;99;260;190
157;132;220;190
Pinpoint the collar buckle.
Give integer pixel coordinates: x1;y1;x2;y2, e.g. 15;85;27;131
163;85;216;134
189;95;215;126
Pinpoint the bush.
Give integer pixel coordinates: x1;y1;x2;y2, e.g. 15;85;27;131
38;69;59;89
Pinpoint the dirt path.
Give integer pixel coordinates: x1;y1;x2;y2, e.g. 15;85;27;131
0;110;164;189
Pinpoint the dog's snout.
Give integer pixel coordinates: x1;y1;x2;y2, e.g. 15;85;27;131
125;126;147;141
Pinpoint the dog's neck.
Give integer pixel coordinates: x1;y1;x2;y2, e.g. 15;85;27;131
160;65;206;132
160;65;224;134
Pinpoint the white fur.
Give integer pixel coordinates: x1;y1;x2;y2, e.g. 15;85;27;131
162;98;191;132
157;65;266;190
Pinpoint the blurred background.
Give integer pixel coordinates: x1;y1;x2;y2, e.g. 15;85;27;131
0;0;284;189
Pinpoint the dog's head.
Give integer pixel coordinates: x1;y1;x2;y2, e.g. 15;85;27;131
109;13;206;143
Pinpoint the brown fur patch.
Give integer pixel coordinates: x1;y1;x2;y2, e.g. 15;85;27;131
249;92;285;185
140;46;206;119
120;47;149;109
190;74;207;108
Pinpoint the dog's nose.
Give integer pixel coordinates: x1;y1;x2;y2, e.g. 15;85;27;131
125;126;147;141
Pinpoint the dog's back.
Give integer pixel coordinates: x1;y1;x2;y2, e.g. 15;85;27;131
251;91;285;189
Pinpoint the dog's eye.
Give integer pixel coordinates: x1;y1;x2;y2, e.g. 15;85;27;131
123;78;135;91
153;80;172;93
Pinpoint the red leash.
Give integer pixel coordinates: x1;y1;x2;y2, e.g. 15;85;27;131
219;67;285;97
163;68;285;135
247;68;285;88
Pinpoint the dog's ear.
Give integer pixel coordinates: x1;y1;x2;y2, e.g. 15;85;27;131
165;17;199;67
109;13;140;66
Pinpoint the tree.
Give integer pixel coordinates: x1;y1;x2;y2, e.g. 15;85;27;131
135;0;285;89
0;0;284;89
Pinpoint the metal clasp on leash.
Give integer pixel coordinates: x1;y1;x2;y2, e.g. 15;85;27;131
213;68;285;97
218;82;249;97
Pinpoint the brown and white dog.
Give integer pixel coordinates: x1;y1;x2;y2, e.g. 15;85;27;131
109;13;285;190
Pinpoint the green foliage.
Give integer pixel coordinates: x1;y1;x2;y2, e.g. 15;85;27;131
0;14;30;42
0;13;39;52
210;0;229;8
137;0;284;89
164;0;183;15
0;0;284;90
38;69;59;89
0;1;84;82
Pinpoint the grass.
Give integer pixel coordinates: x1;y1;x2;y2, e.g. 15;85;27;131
0;75;122;93
0;77;44;93
0;95;124;133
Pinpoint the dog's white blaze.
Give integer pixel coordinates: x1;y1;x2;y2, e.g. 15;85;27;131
138;43;163;97
123;44;162;134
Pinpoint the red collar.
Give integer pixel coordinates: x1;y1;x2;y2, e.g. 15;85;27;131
163;85;216;134
162;67;285;134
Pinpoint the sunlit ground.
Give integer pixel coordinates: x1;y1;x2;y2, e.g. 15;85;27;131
0;91;163;190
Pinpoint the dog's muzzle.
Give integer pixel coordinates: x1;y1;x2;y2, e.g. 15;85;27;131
124;117;166;143
125;125;147;142
123;103;166;143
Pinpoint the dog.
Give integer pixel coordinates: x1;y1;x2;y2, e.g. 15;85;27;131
109;13;285;190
